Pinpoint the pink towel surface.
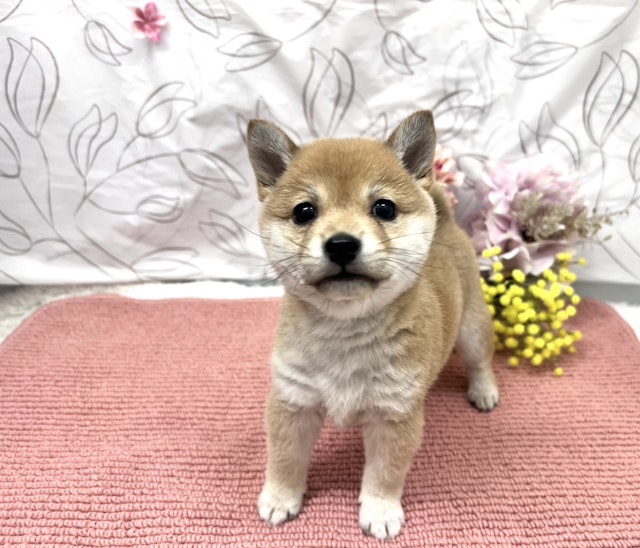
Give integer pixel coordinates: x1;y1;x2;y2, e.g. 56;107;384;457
0;296;639;547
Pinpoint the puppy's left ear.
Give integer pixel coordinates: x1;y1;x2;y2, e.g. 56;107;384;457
386;110;436;186
247;119;299;201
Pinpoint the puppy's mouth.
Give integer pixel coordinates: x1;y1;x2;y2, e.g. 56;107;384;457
313;269;381;291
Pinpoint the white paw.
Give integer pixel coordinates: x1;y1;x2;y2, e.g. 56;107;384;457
359;495;405;541
467;371;499;412
258;483;304;526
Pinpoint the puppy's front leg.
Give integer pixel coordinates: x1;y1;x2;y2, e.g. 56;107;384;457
359;406;424;540
259;390;324;526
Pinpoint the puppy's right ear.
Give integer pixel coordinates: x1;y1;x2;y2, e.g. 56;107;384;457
247;119;299;201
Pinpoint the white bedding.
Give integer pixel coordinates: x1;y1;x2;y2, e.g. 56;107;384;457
1;1;639;286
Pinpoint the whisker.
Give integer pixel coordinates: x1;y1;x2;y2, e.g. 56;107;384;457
377;231;459;250
380;260;427;282
379;255;448;272
235;220;310;251
281;234;310;250
376;248;425;260
376;230;435;245
235;221;267;240
373;248;439;267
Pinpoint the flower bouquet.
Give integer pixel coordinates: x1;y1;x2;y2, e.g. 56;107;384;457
465;156;609;375
433;145;464;205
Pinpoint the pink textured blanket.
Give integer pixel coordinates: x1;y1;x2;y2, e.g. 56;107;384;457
1;296;639;546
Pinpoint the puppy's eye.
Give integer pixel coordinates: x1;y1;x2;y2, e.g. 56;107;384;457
292;202;317;225
371;199;396;221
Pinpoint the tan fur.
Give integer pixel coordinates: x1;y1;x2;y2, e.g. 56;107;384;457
248;111;499;540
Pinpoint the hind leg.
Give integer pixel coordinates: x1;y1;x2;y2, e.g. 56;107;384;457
455;295;499;411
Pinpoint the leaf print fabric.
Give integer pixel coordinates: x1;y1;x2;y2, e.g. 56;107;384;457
0;1;638;285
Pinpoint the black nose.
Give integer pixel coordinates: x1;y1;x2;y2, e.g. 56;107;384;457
324;233;361;266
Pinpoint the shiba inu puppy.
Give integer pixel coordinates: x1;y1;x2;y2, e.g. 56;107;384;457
247;110;499;540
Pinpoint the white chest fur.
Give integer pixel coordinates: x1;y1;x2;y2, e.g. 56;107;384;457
272;314;420;426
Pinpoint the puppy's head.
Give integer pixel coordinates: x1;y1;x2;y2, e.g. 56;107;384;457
248;111;438;319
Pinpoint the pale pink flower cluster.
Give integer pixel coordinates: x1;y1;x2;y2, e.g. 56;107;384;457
133;3;167;43
433;145;464;205
467;156;586;275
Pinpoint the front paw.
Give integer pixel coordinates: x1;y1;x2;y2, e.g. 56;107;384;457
359;495;405;540
467;370;499;412
258;483;304;526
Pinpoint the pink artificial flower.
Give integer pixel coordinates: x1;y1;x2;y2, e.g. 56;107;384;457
467;155;585;276
433;145;464;205
132;3;167;43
